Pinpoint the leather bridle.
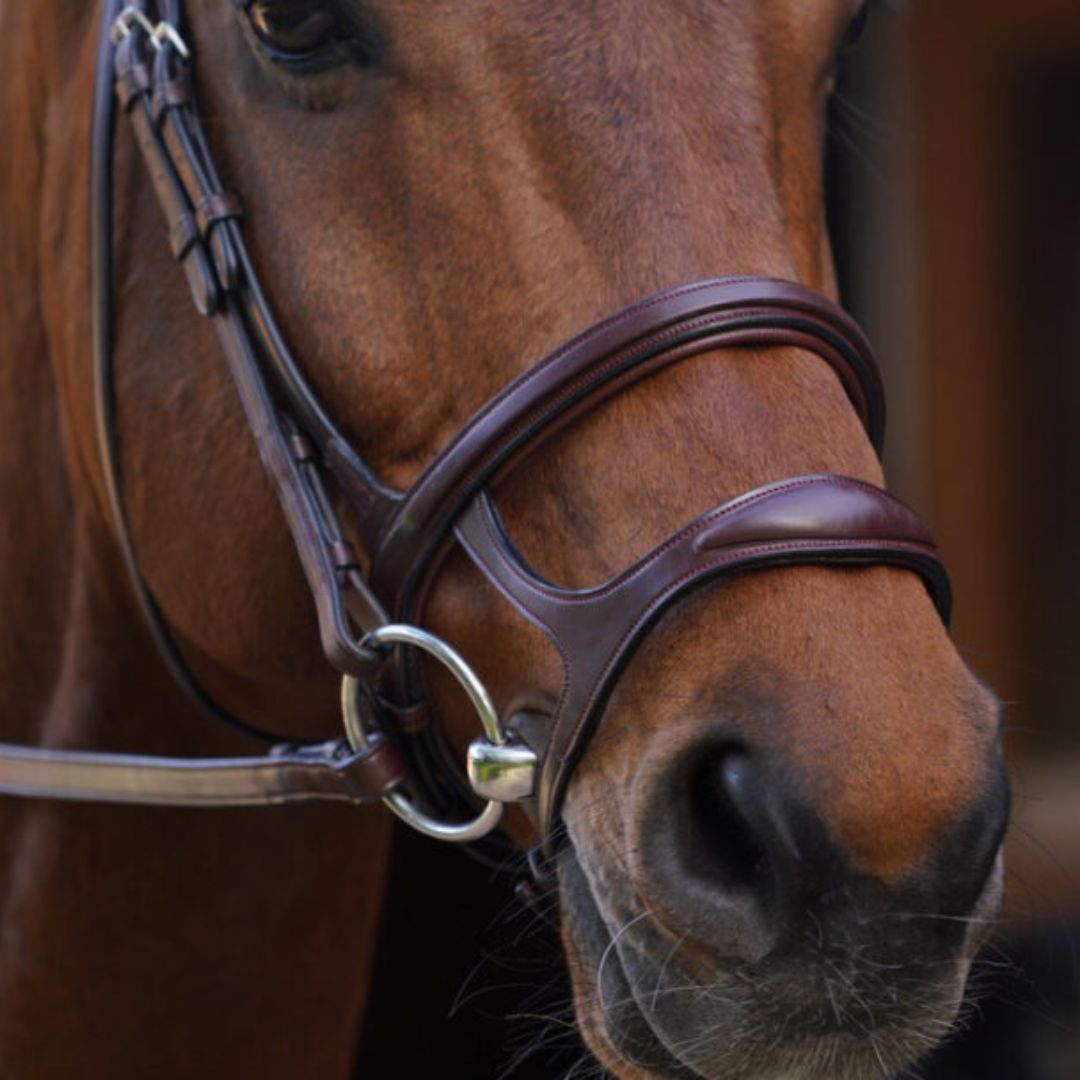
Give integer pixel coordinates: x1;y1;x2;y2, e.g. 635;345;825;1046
0;1;951;859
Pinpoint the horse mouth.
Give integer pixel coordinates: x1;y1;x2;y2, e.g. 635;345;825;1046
557;840;995;1080
558;845;702;1078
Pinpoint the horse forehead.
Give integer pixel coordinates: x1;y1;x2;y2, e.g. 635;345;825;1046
191;1;839;231
197;0;853;88
386;0;855;39
401;0;848;93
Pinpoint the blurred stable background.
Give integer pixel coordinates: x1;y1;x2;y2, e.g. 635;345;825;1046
831;0;1080;1076
362;2;1080;1076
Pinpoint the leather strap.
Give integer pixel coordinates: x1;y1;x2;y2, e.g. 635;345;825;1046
368;284;907;842
52;0;414;814
98;3;389;706
368;277;884;617
0;736;404;808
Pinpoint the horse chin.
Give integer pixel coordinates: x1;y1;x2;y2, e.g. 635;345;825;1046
558;841;1000;1080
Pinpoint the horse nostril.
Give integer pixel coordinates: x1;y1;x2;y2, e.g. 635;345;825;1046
691;754;770;892
681;750;804;938
639;740;1009;974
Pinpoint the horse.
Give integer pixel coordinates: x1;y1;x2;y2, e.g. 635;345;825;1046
0;1;1009;1077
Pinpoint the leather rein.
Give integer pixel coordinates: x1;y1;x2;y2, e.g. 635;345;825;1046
0;0;951;857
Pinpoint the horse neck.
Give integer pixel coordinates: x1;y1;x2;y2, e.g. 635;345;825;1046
0;4;196;751
0;4;70;737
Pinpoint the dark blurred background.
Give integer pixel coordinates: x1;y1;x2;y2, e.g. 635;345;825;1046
360;2;1080;1076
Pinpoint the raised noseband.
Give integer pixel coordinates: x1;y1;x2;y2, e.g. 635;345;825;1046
367;278;941;844
456;476;950;843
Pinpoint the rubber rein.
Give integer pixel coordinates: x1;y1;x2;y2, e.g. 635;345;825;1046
0;1;951;856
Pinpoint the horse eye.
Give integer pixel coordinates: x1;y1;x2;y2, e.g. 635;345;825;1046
243;0;374;70
840;2;872;54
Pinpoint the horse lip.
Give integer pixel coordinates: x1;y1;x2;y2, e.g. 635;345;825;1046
558;843;704;1079
560;825;987;1080
959;847;1005;954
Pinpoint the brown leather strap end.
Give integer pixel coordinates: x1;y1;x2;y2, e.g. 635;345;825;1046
288;433;317;463
169;212;199;260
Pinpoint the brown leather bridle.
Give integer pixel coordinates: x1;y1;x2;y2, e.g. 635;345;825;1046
0;1;950;858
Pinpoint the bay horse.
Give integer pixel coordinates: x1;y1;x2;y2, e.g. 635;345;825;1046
0;1;1009;1077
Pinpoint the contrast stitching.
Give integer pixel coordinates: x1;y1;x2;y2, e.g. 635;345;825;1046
500;475;918;605
554;538;942;762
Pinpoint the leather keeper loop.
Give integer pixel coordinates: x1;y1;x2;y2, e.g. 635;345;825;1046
180;243;220;318
151;75;193;124
340;736;406;799
374;695;431;736
117;61;152;111
196;193;244;238
391;701;431;736
197;195;244;291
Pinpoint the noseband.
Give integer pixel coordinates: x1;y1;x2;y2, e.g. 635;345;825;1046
0;1;951;859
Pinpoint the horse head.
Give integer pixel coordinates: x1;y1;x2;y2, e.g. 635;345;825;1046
21;1;1008;1076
